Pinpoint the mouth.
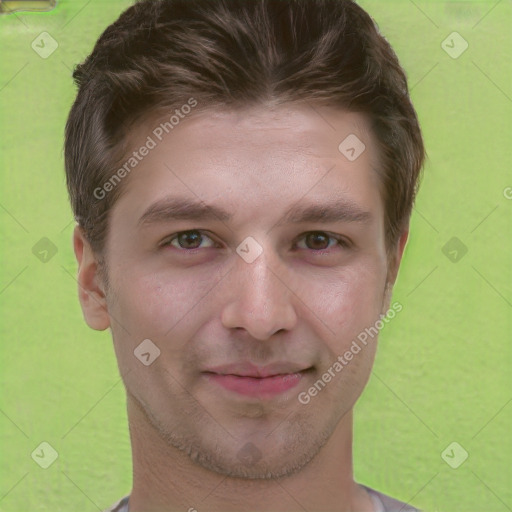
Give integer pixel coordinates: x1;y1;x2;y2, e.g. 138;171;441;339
202;362;314;398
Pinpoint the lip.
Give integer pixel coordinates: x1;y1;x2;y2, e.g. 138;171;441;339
202;362;313;397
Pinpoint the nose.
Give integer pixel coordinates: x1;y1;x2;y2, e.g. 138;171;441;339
220;245;298;340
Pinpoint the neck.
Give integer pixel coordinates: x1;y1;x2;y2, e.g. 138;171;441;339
127;396;374;512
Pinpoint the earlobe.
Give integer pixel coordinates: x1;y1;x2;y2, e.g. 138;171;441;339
72;225;111;331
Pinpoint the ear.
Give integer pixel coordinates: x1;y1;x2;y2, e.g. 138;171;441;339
382;228;409;311
388;228;409;286
73;225;111;331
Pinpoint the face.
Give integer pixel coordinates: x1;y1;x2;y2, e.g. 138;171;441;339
76;103;405;479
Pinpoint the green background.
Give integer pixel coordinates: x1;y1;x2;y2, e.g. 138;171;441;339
0;1;511;511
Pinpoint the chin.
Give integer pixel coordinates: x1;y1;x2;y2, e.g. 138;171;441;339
186;443;319;480
175;419;334;480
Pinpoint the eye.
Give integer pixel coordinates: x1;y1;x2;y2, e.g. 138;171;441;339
295;231;351;252
161;230;218;250
160;229;351;253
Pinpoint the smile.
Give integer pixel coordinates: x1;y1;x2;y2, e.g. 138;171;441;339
202;369;313;397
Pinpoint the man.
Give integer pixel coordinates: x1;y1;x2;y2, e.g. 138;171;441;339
66;0;425;510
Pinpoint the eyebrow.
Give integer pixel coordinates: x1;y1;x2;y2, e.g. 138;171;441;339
137;195;372;227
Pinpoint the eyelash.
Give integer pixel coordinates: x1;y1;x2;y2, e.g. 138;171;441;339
160;230;352;253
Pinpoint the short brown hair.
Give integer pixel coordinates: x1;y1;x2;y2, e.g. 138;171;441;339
65;0;425;266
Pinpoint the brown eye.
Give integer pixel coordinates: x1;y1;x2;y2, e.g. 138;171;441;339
295;231;350;252
162;230;216;250
177;231;202;249
305;232;330;250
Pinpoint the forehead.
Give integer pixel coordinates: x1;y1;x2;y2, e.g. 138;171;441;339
145;103;376;155
111;103;383;228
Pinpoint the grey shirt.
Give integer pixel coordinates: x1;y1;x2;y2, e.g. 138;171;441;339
103;486;420;512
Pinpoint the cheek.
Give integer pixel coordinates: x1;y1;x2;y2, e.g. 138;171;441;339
111;269;219;336
306;269;384;407
321;343;377;410
309;261;387;337
106;271;205;402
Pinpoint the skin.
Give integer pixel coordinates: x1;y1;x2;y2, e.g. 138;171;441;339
73;103;408;512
